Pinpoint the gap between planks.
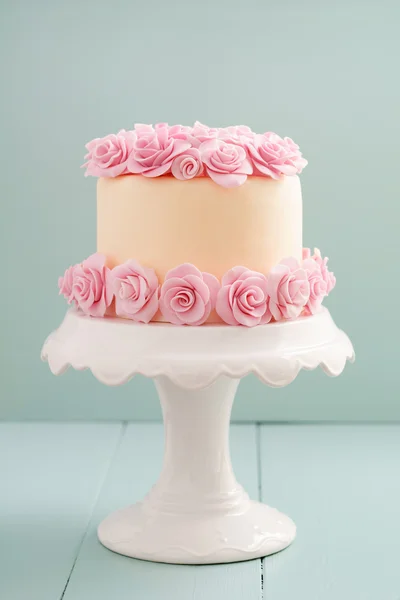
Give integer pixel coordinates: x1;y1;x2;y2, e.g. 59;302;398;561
59;422;128;600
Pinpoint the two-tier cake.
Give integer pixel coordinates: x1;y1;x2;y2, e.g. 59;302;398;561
58;122;335;327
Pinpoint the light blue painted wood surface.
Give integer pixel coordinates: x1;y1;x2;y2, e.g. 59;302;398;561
260;424;400;600
2;423;400;599
62;424;262;600
0;423;122;600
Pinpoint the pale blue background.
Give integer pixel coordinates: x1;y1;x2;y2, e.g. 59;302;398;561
1;0;399;421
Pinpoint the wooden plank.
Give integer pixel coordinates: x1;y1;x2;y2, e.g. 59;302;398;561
260;424;400;600
63;423;262;600
0;423;122;600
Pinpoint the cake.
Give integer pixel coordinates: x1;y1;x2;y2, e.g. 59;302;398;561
58;122;335;327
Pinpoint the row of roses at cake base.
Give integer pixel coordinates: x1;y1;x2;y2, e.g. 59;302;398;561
58;251;335;327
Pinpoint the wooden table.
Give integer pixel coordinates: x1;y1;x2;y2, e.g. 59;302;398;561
1;422;399;600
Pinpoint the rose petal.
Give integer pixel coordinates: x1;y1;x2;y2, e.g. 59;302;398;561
165;263;203;280
206;169;248;188
216;286;238;325
202;272;220;308
183;274;210;304
221;266;249;287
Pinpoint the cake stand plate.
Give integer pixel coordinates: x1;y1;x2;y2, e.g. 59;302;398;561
41;308;354;564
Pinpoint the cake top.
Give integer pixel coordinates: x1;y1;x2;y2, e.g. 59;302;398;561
83;122;307;189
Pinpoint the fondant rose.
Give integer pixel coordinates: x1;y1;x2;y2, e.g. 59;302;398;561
218;125;255;145
159;264;220;326
282;136;303;156
167;124;193;140
58;265;76;304
83;130;135;177
72;253;113;317
302;259;327;314
127;126;191;177
312;248;336;294
246;132;308;179
110;260;159;323
216;267;271;327
199;139;253;188
191;121;219;144
303;248;336;294
134;123;155;135
171;148;203;180
267;257;310;320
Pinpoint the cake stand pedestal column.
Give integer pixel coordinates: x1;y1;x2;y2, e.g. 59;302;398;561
41;307;354;564
98;375;295;563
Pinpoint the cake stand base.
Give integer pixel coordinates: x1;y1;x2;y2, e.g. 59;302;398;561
98;500;295;565
42;308;354;565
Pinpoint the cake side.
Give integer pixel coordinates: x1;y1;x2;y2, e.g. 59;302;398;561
97;174;303;282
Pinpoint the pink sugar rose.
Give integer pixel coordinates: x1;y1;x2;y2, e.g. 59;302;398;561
267;257;310;320
312;248;336;294
83;130;135;178
302;258;327;315
133;123;155;135
127;125;191;177
72;253;113;317
165;123;193;141
171;148;203;180
282;136;302;155
247;132;308;179
58;265;76;304
191;121;219;145
199;139;253;188
302;248;336;294
159;264;220;326
110;260;159;323
218;125;255;145
216;267;271;327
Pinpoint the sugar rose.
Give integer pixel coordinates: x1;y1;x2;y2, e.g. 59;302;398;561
216;267;271;327
171;148;203;180
247;132;308;179
128;126;191;177
110;260;159;323
267;257;309;320
199;139;253;188
72;253;113;317
159;264;219;326
83;130;135;177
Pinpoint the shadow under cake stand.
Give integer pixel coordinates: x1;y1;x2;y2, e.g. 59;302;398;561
41;307;354;565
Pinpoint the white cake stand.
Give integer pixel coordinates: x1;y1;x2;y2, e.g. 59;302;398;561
41;307;354;565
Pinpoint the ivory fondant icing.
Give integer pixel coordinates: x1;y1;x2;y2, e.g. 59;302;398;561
97;175;303;282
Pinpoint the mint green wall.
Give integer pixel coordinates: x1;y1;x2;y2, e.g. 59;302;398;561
1;0;399;421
